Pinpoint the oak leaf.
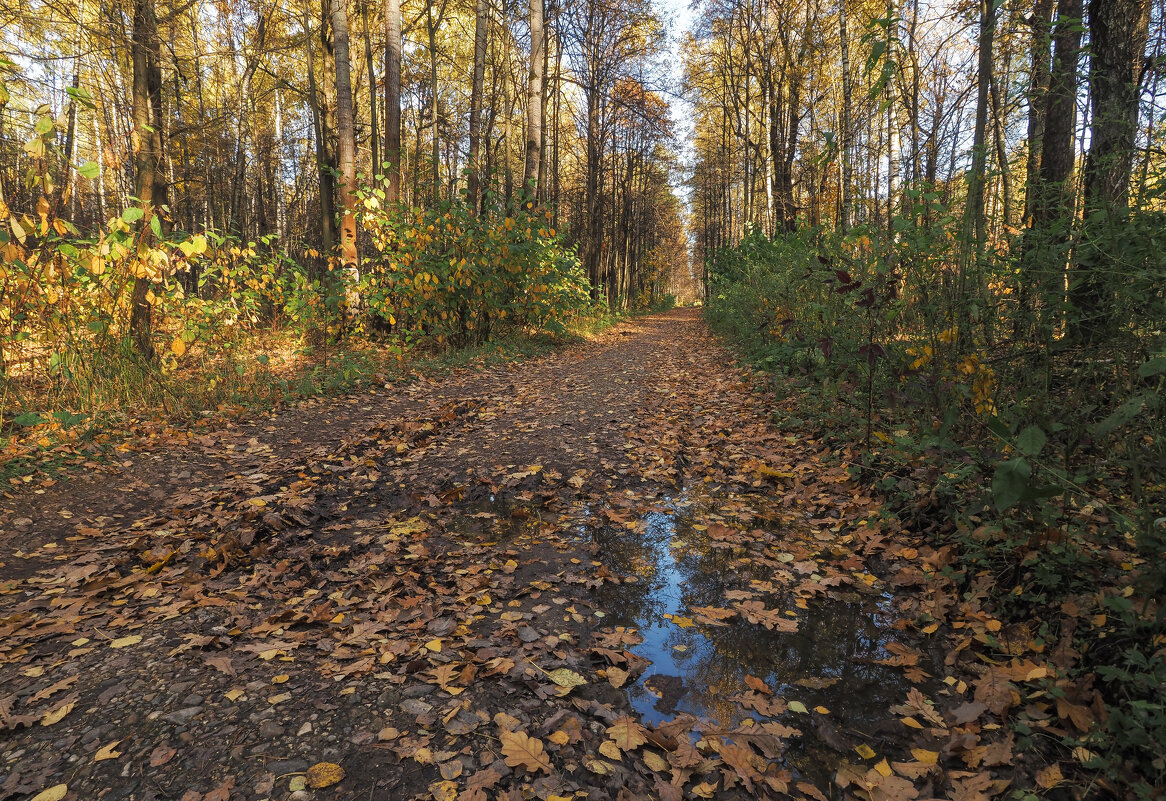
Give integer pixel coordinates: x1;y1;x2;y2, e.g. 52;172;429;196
500;730;551;774
606;716;648;751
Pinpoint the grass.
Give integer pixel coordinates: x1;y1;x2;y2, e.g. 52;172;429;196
0;313;617;484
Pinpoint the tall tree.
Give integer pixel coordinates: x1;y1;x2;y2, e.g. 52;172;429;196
129;0;167;360
524;0;546;198
383;0;402;203
1072;0;1153;340
331;0;359;273
466;0;489;212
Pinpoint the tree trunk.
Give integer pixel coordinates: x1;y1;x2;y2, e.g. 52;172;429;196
466;0;488;212
383;0;402;203
1022;0;1055;226
361;0;379;175
331;0;359;282
1072;0;1152;341
130;0;167;361
965;0;995;260
523;0;545;199
838;0;853;232
426;0;441;202
305;8;336;261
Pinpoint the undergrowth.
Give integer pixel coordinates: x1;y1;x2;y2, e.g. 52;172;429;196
706;218;1165;798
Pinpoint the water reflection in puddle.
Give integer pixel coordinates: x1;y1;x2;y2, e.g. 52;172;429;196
590;497;922;787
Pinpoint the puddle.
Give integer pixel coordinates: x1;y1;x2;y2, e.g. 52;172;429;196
446;492;544;543
590;496;929;789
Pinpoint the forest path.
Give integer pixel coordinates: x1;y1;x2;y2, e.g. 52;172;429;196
0;310;952;801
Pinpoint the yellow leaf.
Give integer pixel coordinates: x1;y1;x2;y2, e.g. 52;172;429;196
814;705;830;714
691;781;718;798
94;741;122;762
306;762;345;788
901;716;923;729
546;668;586;689
224;689;244;702
874;758;892;777
170;338;185;357
787;701;808;714
1036;764;1063;789
599;740;622;760
428;779;457;801
855;744;876;759
272;674;290;684
606;716;648;751
40;700;74;726
642;750;669;772
30;786;68;801
605;666;629;688
910;749;939;765
109;635;142;648
424;638;442;652
548;730;570;746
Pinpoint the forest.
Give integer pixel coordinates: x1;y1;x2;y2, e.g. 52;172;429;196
1;0;1165;797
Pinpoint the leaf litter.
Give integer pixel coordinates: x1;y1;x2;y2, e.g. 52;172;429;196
0;310;1075;799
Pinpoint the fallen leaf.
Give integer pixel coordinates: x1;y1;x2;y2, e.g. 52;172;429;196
306;762;345;788
545;668;586;688
606;716;647;751
29;787;67;801
149;744;177;767
94;740;122;761
500;730;552;774
910;748;939;765
428;780;457;801
40;698;75;726
1036;764;1063;789
109;635;142;649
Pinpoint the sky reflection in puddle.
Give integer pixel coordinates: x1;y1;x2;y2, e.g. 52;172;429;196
590;496;922;786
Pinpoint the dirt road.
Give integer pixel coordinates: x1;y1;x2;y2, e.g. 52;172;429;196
1;310;960;801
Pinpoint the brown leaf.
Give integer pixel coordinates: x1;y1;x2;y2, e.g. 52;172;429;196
499;730;552;774
744;675;771;695
204;655;236;676
606;716;648;752
951;701;988;724
149;744;177;767
973;672;1014;717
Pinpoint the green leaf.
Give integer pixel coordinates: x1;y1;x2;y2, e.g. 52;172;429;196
1091;394;1150;439
12;412;45;427
1136;356;1166;379
77;160;100;180
986;416;1012;441
1015;425;1046;457
992;458;1032;512
34;115;53;135
150;214;162;238
121;207;144;224
65;86;96;109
